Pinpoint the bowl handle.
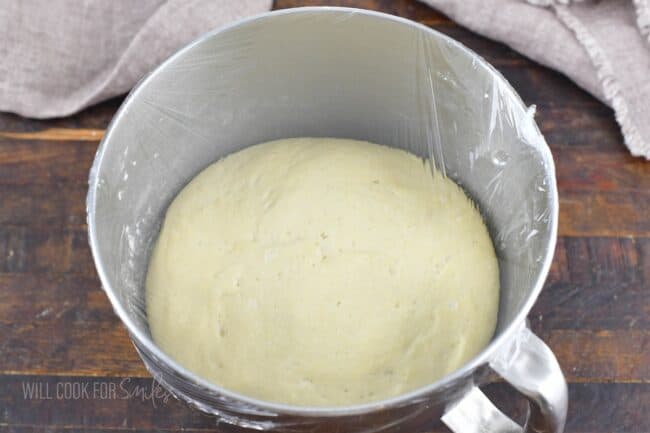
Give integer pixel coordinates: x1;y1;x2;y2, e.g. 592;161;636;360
442;324;568;433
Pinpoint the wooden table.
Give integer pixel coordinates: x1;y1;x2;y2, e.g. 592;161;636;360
1;1;648;432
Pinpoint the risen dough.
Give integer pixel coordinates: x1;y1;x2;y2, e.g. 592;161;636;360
146;138;499;406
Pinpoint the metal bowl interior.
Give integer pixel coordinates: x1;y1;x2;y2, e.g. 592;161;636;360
87;6;558;417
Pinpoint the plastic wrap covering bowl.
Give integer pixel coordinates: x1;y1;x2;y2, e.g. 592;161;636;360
87;7;567;433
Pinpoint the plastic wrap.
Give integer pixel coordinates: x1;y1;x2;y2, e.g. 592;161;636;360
87;7;558;432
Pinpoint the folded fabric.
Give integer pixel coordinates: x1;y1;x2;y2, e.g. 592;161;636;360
1;0;647;158
0;0;271;118
421;0;650;159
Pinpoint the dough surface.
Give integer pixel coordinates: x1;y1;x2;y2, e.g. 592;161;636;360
146;137;499;406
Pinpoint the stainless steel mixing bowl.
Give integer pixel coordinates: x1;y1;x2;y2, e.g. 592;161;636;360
87;7;567;433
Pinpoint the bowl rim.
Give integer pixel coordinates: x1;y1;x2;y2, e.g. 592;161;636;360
87;5;559;417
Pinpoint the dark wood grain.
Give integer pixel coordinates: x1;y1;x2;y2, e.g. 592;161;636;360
0;185;86;227
536;105;622;151
1;377;648;433
0;272;145;378
558;190;649;237
554;148;650;191
0;227;93;275
0;0;648;431
0;139;97;185
0;98;122;134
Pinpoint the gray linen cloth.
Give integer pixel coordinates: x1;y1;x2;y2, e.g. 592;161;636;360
422;0;650;158
0;0;648;158
0;0;271;118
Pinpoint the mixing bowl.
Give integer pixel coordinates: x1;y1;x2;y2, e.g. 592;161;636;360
87;7;567;433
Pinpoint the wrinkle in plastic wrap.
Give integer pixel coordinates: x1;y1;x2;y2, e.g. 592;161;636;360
87;8;557;430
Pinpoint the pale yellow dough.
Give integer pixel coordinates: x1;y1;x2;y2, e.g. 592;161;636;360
146;138;499;406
